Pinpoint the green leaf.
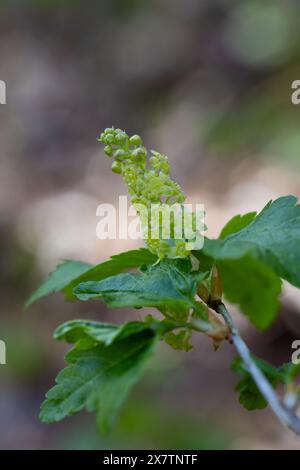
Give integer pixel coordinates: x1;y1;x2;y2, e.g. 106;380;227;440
191;250;214;272
63;248;157;299
232;356;300;411
204;196;300;288
40;320;159;432
219;256;282;330
219;212;256;239
278;362;300;384
164;329;193;352
26;248;157;307
235;375;269;411
231;357;279;411
74;260;208;321
231;356;280;381
25;260;92;308
53;318;161;349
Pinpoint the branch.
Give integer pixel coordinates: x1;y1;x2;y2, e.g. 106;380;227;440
217;303;300;436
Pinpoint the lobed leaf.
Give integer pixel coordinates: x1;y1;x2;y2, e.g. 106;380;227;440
194;196;300;328
25;260;92;308
231;357;280;411
219;212;256;239
74;261;208;320
40;319;160;432
54;318;161;349
26;249;157;307
204;196;300;288
231;357;300;411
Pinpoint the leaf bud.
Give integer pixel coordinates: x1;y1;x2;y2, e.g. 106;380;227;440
210;265;223;303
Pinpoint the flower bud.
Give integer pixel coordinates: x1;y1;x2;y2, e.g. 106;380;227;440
111;161;122;174
104;133;114;144
97;132;105;142
160;162;170;174
149;156;158;165
176;194;185;204
129;134;142;146
113;149;127;161
104;127;114;134
115;131;127;144
104;145;113;156
132;147;147;159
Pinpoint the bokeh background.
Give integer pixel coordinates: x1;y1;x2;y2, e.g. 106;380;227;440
1;0;300;450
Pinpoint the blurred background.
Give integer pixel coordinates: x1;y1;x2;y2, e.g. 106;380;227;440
1;0;300;450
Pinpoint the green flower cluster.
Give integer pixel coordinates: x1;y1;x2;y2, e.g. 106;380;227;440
98;127;202;259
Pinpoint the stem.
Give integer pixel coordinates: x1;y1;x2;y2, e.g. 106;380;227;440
217;303;300;435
